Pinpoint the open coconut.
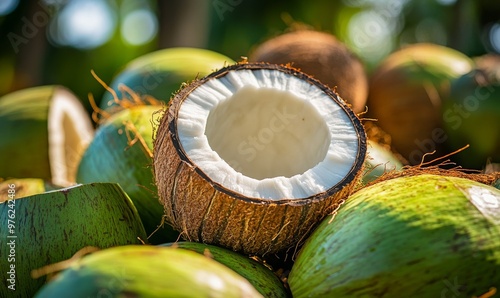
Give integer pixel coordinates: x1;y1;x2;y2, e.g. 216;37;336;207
0;86;94;186
153;63;367;255
249;29;368;113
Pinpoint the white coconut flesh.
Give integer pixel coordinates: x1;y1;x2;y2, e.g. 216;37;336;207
177;68;360;200
48;88;94;186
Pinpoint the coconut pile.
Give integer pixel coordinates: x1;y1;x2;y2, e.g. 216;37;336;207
1;30;500;298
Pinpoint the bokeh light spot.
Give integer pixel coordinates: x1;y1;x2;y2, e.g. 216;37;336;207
49;0;116;49
121;9;158;46
0;0;19;16
347;10;393;63
490;23;500;53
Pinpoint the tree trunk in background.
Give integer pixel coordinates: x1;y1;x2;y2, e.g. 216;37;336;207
11;0;49;90
157;0;210;49
450;0;482;55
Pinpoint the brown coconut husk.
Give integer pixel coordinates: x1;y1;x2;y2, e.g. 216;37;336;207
153;62;367;256
249;29;369;113
363;148;500;190
366;44;474;163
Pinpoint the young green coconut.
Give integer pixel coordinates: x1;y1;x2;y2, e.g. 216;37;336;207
161;242;289;297
77;105;179;244
0;86;94;186
35;245;262;298
153;63;367;255
288;174;500;297
443;58;500;169
99;47;235;114
0;183;147;298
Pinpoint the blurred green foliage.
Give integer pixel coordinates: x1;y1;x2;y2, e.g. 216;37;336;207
0;0;499;117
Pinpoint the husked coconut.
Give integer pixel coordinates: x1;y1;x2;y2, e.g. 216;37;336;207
153;63;366;255
250;29;368;113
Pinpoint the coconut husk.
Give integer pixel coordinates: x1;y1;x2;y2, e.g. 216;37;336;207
250;29;368;113
153;62;367;256
364;151;500;190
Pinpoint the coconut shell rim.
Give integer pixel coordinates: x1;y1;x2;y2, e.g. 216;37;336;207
164;62;367;206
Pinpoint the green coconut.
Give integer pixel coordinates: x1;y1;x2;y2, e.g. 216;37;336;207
77;105;178;244
443;64;500;169
34;245;262;298
0;183;147;298
288;174;500;297
161;242;289;297
494;179;500;190
99;47;235;113
362;140;403;184
0;85;94;186
368;44;473;164
493;179;500;190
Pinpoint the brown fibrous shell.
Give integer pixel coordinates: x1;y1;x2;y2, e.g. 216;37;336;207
153;63;367;255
